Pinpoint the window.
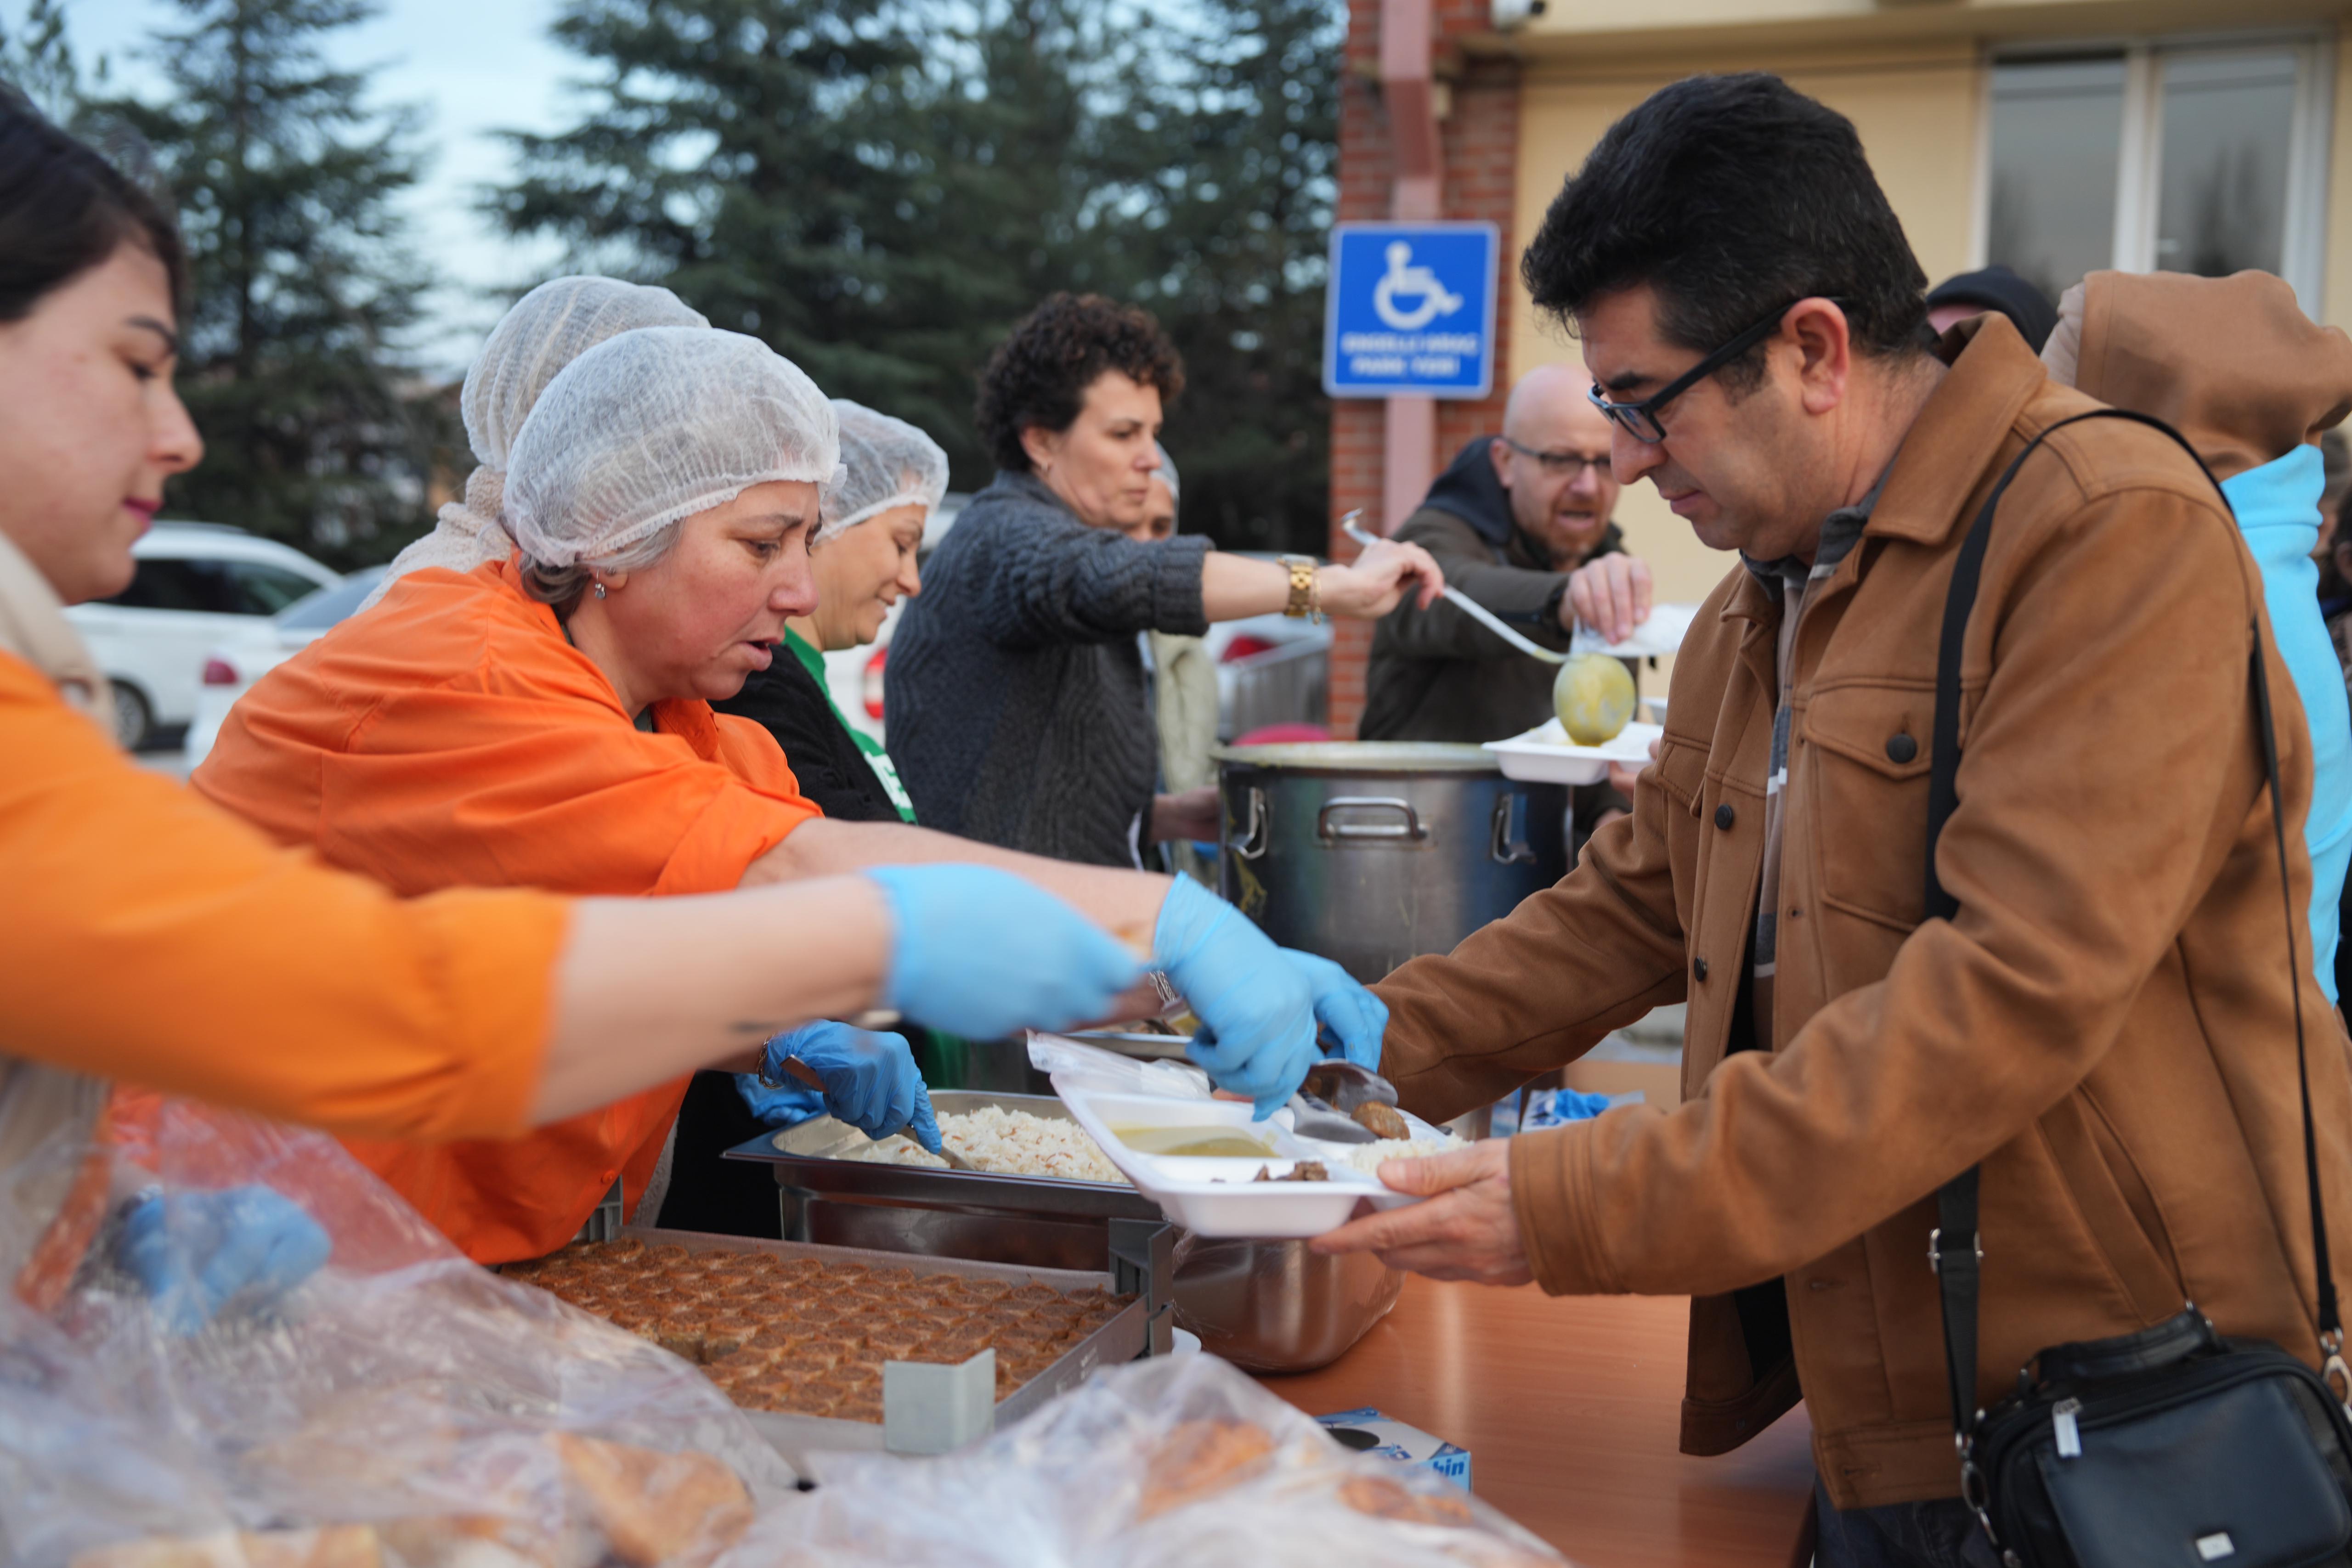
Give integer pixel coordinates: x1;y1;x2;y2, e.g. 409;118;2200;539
1982;37;2330;312
227;561;329;615
104;557;326;615
106;558;242;614
277;567;384;630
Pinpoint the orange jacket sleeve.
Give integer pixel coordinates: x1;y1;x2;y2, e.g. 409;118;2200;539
192;566;820;898
0;652;570;1143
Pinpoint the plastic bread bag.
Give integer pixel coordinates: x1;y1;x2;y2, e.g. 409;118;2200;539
722;1353;1570;1568
1025;1035;1212;1102
0;1085;792;1568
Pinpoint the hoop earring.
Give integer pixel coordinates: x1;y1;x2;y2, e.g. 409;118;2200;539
593;581;607;600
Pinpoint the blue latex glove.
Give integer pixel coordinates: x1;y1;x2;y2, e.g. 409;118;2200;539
761;1021;941;1154
118;1185;331;1336
1154;877;1318;1118
733;1073;827;1129
1283;948;1388;1072
865;865;1142;1040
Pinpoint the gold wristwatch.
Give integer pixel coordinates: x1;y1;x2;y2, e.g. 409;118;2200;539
1278;555;1321;622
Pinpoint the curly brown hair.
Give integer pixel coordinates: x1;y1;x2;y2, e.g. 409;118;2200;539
974;293;1186;472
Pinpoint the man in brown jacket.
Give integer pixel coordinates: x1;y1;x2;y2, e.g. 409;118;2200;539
1315;73;2352;1563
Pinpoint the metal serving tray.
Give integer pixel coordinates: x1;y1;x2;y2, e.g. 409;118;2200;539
724;1091;1402;1374
617;1225;1150;1466
729;1090;1165;1271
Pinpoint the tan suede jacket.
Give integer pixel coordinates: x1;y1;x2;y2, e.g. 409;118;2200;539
1374;316;2352;1510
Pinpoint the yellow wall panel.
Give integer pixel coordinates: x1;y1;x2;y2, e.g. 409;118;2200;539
1508;48;1983;643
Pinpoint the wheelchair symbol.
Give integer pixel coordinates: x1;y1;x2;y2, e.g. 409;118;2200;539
1372;241;1464;331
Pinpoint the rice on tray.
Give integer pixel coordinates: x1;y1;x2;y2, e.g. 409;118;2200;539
846;1106;1461;1185
852;1105;1131;1185
1334;1133;1461;1173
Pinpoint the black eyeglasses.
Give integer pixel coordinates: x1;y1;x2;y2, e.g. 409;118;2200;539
1498;436;1609;479
1586;298;1846;444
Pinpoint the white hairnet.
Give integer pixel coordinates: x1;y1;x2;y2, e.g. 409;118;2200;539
817;400;952;545
464;276;710;469
360;276;708;611
506;327;841;570
1152;441;1180;516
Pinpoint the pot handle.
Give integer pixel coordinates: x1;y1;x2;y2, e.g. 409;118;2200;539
1233;786;1270;860
1317;796;1427;843
1491;793;1537;865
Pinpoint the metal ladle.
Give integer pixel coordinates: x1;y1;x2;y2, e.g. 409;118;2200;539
1340;511;1565;665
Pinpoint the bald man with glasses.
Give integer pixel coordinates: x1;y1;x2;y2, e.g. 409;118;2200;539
1361;363;1651;825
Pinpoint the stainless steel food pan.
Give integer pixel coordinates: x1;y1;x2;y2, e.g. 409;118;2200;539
724;1092;1403;1374
1168;1232;1402;1373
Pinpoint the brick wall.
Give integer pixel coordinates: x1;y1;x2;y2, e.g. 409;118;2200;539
1327;3;1521;736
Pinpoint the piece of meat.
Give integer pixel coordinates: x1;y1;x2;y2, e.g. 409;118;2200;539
1352;1102;1411;1140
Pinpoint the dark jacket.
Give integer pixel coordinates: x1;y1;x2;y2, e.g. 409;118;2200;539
886;470;1211;865
1360;436;1626;745
716;630;909;823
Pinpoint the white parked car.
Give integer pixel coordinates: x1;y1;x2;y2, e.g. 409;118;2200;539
184;566;388;767
64;523;341;750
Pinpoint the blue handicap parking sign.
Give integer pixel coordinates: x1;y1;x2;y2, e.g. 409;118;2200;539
1324;221;1500;399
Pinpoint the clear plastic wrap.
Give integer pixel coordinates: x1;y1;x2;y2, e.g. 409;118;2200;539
0;1093;793;1568
1024;1036;1210;1102
721;1353;1570;1568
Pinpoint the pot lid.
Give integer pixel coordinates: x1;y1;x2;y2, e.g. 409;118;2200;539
1211;740;1502;774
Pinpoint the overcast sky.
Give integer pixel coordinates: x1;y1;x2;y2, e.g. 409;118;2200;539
60;0;588;375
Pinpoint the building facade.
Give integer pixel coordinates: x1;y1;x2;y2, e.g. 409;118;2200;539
1329;0;2352;732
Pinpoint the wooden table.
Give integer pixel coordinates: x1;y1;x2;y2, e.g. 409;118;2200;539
1254;1279;1815;1568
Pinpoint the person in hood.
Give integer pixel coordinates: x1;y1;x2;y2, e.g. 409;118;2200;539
1925;265;2057;351
2040;268;2352;1005
1359;362;1649;827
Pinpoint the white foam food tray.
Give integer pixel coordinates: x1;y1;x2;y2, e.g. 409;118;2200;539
1483;718;1663;786
1054;1088;1435;1239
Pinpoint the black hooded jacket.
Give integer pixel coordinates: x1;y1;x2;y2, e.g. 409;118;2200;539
1359;434;1626;748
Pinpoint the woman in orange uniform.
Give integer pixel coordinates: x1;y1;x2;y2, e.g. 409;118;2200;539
0;99;1156;1324
192;318;1390;1263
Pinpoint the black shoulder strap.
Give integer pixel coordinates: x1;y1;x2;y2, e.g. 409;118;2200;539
1928;408;2339;1450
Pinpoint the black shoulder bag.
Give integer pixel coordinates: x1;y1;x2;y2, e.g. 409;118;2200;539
1928;409;2352;1568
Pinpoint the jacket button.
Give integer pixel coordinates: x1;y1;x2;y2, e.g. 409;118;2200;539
1714;803;1736;830
1885;733;1918;764
1692;956;1708;982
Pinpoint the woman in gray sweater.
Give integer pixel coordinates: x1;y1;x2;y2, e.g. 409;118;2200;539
887;293;1442;866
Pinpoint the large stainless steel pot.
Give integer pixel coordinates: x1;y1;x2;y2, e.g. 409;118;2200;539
1217;742;1568;982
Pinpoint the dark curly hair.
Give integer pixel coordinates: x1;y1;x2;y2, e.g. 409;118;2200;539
1521;73;1927;393
975;293;1185;472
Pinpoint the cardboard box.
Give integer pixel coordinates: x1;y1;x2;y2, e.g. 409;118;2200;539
1314;1407;1470;1488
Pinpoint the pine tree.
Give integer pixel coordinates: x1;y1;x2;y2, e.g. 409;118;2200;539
494;0;1153;485
1126;0;1340;553
496;0;1342;546
0;0;85;123
95;0;440;565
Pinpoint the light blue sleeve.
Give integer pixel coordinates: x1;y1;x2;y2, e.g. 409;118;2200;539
2222;446;2352;1000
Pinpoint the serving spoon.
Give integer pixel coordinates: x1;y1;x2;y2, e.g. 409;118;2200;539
1341;512;1565;665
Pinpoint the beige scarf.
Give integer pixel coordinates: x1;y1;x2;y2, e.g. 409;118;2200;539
0;529;119;1307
